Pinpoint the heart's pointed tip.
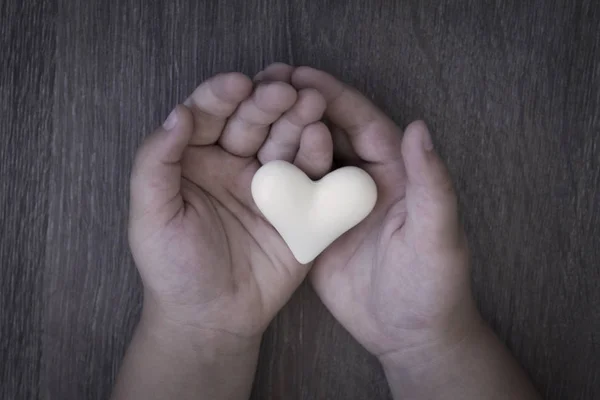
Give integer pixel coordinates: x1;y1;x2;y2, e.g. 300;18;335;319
294;254;316;265
291;247;319;264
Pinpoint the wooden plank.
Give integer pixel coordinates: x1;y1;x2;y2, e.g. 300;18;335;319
42;0;162;397
0;1;55;399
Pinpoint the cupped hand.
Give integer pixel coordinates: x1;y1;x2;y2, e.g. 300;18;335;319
128;72;333;341
256;63;481;359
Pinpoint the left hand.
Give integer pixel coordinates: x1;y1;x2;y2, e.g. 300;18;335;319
128;71;333;344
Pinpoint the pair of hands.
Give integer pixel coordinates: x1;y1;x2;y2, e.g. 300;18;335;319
128;63;480;365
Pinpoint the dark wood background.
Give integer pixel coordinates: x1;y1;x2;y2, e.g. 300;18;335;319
1;0;599;399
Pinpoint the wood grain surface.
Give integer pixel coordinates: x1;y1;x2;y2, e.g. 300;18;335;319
1;0;599;399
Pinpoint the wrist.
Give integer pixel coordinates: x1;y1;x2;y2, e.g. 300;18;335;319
378;316;488;400
378;310;487;374
140;295;262;360
378;315;540;399
112;296;262;400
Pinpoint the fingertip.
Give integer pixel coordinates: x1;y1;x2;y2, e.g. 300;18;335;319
295;121;333;179
290;65;312;80
291;66;318;89
302;120;332;148
255;81;298;112
292;88;327;122
401;120;432;179
136;105;193;170
162;107;179;131
164;104;194;143
265;62;293;69
253;71;265;81
184;72;253;109
291;66;320;82
172;103;194;124
255;63;295;82
402;120;456;205
291;67;337;96
408;120;433;150
219;72;254;100
300;88;327;112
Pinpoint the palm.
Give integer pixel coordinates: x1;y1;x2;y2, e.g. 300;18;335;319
253;65;477;356
166;144;303;334
310;141;470;356
131;72;332;338
310;147;470;357
311;162;422;353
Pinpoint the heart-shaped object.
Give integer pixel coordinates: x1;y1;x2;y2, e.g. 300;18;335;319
251;160;377;264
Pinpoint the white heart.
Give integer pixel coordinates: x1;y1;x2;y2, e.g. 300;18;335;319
251;160;377;264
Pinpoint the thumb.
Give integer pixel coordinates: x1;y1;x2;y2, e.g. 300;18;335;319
401;120;462;249
130;104;193;224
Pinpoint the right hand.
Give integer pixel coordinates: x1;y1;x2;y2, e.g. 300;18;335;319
256;64;482;361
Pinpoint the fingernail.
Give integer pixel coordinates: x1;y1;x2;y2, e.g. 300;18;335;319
163;108;178;130
421;126;434;151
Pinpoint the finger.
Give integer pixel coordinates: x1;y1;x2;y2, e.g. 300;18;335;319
183;73;253;146
254;62;295;83
219;82;297;157
130;105;193;223
402;121;461;248
257;88;326;164
291;67;403;165
294;122;333;179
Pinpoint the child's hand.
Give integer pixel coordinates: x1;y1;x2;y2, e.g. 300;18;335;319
276;66;540;400
256;64;479;359
128;72;332;344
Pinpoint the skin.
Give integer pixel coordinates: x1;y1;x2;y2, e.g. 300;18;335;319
112;64;540;400
114;74;333;400
263;64;540;399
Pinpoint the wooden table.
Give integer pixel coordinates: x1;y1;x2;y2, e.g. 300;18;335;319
1;1;599;398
